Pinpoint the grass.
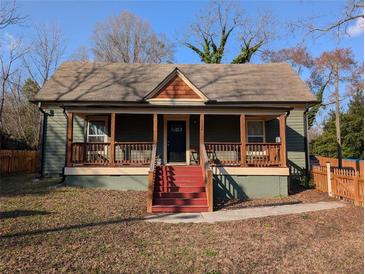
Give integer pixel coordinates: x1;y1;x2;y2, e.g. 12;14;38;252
0;175;363;273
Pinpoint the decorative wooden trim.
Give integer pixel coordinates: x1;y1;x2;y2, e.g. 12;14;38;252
66;112;74;167
145;68;208;102
163;114;190;165
240;114;246;167
110;113;116;166
212;166;290;176
279;114;287;167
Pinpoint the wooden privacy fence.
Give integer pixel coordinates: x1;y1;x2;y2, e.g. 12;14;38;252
314;156;364;176
0;150;39;175
313;164;364;206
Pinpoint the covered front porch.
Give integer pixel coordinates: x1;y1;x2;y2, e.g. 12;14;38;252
65;111;288;169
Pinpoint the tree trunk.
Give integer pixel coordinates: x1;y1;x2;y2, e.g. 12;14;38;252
335;65;342;168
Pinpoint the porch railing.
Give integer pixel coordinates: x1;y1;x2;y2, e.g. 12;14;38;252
147;143;157;213
205;142;241;166
200;144;213;212
70;142;153;166
115;142;153;166
246;143;281;167
204;142;282;167
71;142;111;165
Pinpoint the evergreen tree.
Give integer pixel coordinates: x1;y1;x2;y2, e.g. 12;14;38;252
312;90;364;159
342;90;364;159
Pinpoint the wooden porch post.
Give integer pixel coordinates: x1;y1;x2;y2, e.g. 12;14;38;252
279;114;287;167
66;111;74;167
153;113;158;144
110;113;116;166
240;114;246;167
199;114;204;146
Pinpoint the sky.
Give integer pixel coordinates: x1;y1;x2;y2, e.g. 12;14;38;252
2;0;364;125
5;0;363;64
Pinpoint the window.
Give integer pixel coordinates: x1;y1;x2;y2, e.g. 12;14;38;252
247;121;265;143
87;119;107;142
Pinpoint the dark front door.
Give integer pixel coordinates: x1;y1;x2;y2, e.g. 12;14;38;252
167;120;186;162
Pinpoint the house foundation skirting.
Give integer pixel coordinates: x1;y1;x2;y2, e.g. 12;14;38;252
64;167;289;176
64;173;289;199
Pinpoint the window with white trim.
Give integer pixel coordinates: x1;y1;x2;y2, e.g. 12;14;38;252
247;121;265;143
87;119;107;142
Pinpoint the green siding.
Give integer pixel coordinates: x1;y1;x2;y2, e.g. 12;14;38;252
286;110;306;175
43;108;67;176
73;115;85;142
65;175;147;190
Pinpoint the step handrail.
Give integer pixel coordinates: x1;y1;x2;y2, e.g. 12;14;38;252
200;144;213;212
147;144;157;213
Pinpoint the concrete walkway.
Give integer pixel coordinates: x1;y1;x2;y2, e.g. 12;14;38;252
144;201;345;223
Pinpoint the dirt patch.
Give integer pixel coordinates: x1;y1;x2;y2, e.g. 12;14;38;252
0;177;363;273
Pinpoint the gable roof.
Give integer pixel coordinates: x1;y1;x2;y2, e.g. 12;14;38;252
145;68;208;102
34;62;316;103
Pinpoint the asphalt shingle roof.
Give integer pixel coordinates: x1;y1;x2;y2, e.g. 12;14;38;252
34;62;316;103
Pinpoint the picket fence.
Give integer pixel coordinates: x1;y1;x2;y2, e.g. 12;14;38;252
0;150;39;175
312;164;364;206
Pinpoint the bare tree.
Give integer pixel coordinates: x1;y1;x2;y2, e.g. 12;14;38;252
69;46;90;62
185;1;275;64
293;0;364;39
232;11;276;64
23;24;66;87
185;1;240;63
0;0;25;30
261;47;313;75
2;76;40;148
0;35;28;127
92;11;174;63
314;49;355;167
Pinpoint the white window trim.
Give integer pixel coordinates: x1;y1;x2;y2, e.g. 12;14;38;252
86;116;109;142
247;120;266;143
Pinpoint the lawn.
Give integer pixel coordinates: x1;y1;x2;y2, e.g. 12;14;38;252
0;175;363;273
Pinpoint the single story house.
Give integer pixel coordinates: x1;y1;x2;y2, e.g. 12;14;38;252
34;62;317;213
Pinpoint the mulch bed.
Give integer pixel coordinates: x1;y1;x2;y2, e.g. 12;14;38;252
0;176;363;273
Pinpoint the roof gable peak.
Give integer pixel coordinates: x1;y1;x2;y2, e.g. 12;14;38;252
144;68;208;104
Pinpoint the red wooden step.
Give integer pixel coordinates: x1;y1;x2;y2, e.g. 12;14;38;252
154;186;206;192
153;198;207;206
151;205;209;213
155;174;203;180
154;181;205;187
153;192;206;199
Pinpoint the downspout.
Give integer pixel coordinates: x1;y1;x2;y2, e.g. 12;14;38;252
303;105;310;176
38;102;47;177
62;107;68;179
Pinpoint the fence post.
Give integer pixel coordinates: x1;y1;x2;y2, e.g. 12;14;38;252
354;170;359;206
326;162;333;197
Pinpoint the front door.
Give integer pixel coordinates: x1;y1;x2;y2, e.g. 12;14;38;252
167;121;186;163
